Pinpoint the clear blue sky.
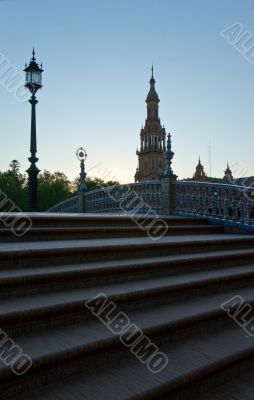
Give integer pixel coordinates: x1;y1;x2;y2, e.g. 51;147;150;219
0;0;254;183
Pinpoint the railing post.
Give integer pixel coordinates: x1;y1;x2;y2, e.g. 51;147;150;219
204;187;209;217
180;186;184;212
223;189;229;220
232;191;238;222
192;187;197;214
162;132;177;214
218;189;223;218
239;192;245;224
182;186;186;212
211;192;218;217
246;195;252;225
78;192;86;213
175;188;180;212
161;174;177;214
198;188;203;215
186;187;191;213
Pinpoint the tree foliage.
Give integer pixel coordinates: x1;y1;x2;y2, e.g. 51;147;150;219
0;162;27;211
37;170;71;211
0;160;120;212
70;177;120;193
9;160;21;176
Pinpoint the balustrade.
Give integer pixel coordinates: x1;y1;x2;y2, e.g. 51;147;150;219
47;179;254;228
176;181;253;227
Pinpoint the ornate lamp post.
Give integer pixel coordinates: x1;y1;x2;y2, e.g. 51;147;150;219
24;49;44;211
76;147;87;192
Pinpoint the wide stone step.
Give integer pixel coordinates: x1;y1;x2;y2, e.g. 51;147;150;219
0;248;254;297
195;368;254;400
1;293;230;383
5;295;254;400
0;224;224;242
1;265;254;335
0;213;212;229
0;234;253;268
0;213;253;399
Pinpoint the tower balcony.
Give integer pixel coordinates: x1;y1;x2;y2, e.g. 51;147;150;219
138;145;166;153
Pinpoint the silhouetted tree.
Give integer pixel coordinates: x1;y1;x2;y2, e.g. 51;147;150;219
0;161;27;210
70;177;119;193
37;170;71;211
0;162;121;212
9;160;21;176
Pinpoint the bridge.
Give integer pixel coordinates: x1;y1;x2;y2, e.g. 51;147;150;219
47;179;254;232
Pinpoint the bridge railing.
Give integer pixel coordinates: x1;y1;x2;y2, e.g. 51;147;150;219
47;179;254;228
85;181;162;213
47;195;79;213
47;181;162;214
175;180;254;227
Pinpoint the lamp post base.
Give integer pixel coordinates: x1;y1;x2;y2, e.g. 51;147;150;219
27;162;40;212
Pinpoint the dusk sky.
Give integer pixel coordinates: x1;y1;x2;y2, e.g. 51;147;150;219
0;0;254;183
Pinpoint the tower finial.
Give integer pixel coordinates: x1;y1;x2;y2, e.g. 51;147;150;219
163;132;174;176
149;65;155;87
224;161;233;181
32;48;36;61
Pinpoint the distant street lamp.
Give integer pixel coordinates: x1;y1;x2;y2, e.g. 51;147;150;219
76;147;87;192
24;49;44;211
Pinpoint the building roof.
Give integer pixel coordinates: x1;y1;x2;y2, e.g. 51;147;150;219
146;67;159;101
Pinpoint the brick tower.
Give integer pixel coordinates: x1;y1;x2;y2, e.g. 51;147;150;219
135;68;166;182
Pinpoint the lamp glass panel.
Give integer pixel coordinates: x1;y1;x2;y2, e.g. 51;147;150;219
31;70;40;84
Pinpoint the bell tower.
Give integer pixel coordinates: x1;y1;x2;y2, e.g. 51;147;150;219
135;68;166;182
193;157;206;181
223;162;233;181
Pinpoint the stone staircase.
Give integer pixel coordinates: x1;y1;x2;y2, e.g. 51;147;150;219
0;213;254;400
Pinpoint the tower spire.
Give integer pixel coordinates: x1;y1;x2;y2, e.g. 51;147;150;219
224;161;233;181
149;65;155;87
147;66;158;102
194;157;206;181
32;48;36;61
